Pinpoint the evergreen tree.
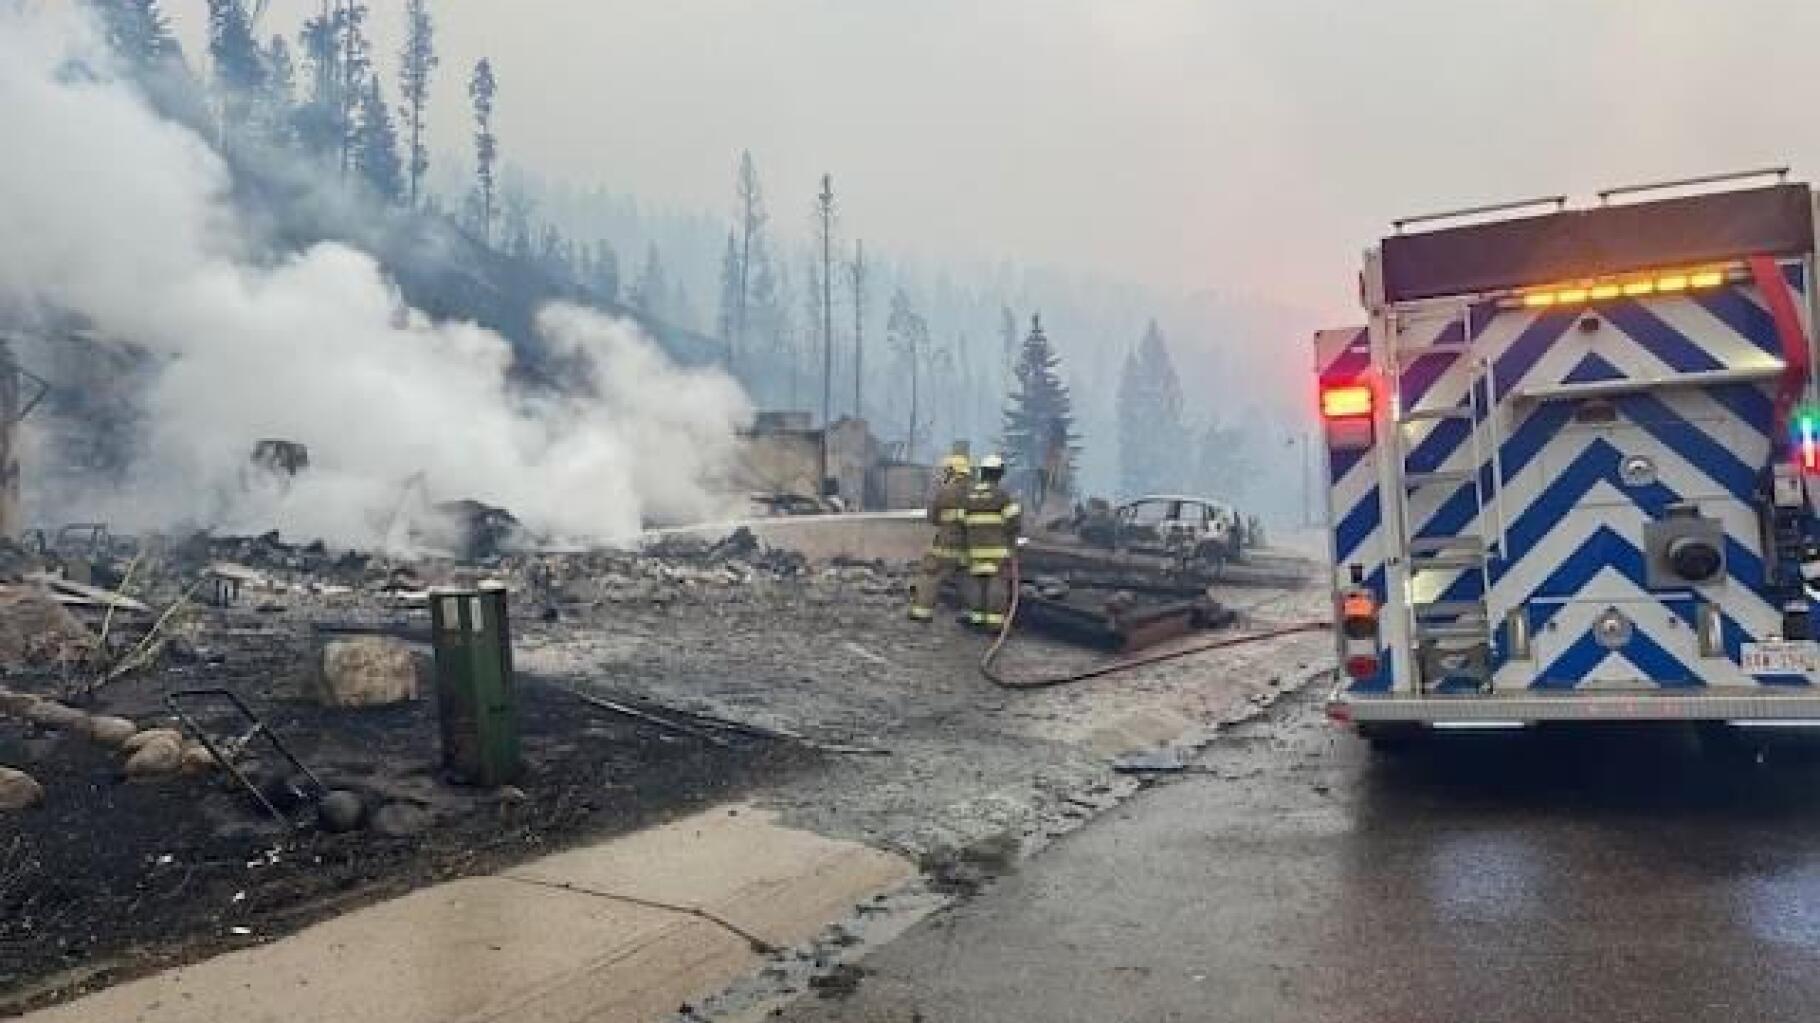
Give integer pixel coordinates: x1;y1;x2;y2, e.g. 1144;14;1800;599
632;243;669;318
999;305;1018;375
886;288;930;460
731;151;766;372
538;224;572;281
296;9;343;156
336;3;371;176
468;57;499;243
206;0;264;142
397;0;438;207
588;239;620;303
1192;420;1261;507
258;36;297;146
1002;314;1079;500
353;76;403;202
716;230;741;346
93;0;177;72
500;185;534;259
1117;319;1186;497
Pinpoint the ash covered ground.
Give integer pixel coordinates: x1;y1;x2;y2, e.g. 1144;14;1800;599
0;527;1327;1014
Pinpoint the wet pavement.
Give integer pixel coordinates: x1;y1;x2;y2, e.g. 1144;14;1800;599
780;686;1820;1023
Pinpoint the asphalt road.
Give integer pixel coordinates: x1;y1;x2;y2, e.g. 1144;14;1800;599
781;687;1820;1023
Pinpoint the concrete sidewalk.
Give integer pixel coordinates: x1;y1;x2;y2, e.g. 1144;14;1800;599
25;806;912;1023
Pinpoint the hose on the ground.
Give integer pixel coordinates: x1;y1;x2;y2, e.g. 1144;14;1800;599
979;551;1332;690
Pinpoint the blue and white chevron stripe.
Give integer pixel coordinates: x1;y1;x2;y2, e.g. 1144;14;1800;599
1321;259;1813;695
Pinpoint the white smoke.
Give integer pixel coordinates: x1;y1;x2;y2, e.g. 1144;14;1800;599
0;8;751;548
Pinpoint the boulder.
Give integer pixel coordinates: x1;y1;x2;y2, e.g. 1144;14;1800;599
0;587;96;668
83;715;139;747
316;790;366;833
0;767;44;811
124;737;183;779
122;727;184;755
371;801;431;837
320;637;420;708
23;701;86;731
180;742;220;776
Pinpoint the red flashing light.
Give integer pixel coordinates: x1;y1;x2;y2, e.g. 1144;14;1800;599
1344;654;1380;680
1322;383;1373;420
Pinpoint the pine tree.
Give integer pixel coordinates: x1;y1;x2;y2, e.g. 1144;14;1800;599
999;305;1018;376
1117;319;1186;497
500;185;534;259
716;230;741;347
633;244;668;318
340;4;371;175
589;239;620;303
296;8;342;157
259;36;297;146
886;289;930;460
93;0;177;72
468;57;499;243
207;0;264;142
397;0;438;207
732;151;766;373
1003;314;1079;500
815;174;837;433
353;76;403;202
1192;420;1261;507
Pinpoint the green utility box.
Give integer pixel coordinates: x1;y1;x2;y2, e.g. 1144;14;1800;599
429;584;522;785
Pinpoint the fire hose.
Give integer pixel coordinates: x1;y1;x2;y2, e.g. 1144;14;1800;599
978;551;1332;689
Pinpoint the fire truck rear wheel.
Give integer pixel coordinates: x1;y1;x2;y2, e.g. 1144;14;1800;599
1358;723;1425;754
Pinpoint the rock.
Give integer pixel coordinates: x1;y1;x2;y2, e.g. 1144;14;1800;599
180;742;220;776
0;767;44;810
23;701;86;731
124;737;184;779
83;715;139;747
0;587;96;668
122;727;184;755
316;790;365;833
243;766;311;815
371;801;431;838
320;637;420;708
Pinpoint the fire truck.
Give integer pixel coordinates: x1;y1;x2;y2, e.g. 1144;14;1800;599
1318;169;1820;746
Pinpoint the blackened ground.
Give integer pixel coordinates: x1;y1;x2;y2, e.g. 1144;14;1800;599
0;616;809;1014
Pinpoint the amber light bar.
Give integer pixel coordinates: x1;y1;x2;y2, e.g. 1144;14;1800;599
1519;266;1731;309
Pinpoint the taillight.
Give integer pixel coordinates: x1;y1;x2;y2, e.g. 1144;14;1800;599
1321;383;1373;420
1341;591;1378;639
1340;588;1380;681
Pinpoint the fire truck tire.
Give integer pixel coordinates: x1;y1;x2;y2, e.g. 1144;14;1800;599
1358;723;1425;753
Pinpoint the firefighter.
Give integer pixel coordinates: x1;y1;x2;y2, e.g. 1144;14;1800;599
962;454;1022;629
909;454;972;621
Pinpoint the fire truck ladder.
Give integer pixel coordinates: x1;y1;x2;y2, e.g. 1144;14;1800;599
1390;306;1506;694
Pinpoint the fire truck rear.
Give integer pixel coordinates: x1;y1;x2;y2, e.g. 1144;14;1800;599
1318;169;1820;745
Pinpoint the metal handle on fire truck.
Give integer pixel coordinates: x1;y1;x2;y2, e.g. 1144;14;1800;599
1481;357;1509;556
1597;166;1789;205
1393;195;1568;234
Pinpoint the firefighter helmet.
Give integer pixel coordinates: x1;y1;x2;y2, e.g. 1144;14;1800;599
942;454;972;476
978;453;1006;478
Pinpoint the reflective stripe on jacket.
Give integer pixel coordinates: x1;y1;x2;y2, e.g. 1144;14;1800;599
963;482;1021;563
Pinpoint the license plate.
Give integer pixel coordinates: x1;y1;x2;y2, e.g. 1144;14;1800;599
1742;640;1820;675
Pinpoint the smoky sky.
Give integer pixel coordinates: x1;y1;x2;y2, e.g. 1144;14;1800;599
169;0;1820;324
